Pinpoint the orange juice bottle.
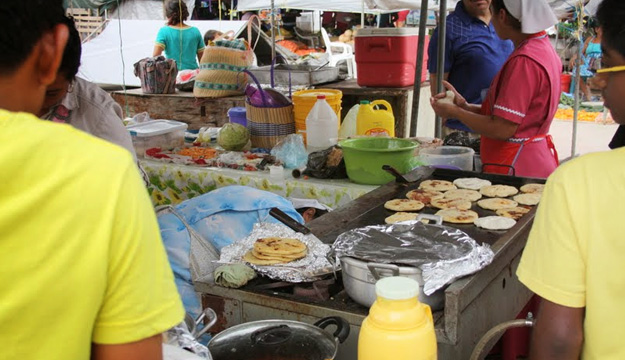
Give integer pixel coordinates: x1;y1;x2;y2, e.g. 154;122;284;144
358;277;437;360
356;100;395;137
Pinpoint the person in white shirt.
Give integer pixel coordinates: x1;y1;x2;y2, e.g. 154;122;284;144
39;15;135;158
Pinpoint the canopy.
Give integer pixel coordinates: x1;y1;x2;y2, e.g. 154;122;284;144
236;0;458;13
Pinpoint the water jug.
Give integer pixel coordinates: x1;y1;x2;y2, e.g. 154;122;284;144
339;104;359;139
358;277;437;360
356;100;395;137
305;95;339;152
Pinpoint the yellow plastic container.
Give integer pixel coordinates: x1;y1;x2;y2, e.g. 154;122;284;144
293;89;342;143
356;100;395;137
358;277;437;360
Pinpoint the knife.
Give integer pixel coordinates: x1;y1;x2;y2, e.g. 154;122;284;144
269;207;312;235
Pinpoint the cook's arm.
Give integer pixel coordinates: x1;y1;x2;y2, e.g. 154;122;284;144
430;98;517;140
528;299;584;360
92;334;163;360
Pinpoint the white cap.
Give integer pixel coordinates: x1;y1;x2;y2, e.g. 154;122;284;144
503;0;558;34
375;276;419;300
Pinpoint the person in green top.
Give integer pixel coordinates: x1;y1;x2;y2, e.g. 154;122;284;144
153;0;205;70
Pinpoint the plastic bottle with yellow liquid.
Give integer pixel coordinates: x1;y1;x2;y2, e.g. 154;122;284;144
356;100;395;137
358;277;437;360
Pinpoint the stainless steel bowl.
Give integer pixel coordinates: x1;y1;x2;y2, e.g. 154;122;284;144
340;256;445;310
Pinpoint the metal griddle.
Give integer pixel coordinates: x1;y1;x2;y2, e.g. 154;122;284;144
307;167;546;247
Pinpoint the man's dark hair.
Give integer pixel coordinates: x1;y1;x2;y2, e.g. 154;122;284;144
59;16;82;81
165;0;189;26
597;0;625;58
0;0;66;75
491;0;522;31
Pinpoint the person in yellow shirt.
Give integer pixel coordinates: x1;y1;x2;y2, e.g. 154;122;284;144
0;1;184;359
517;0;625;358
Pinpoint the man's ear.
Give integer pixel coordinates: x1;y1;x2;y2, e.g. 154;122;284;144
35;24;69;86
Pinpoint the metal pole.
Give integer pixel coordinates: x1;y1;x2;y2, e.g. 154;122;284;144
435;0;447;139
361;0;365;27
572;32;582;158
410;0;431;137
270;0;276;59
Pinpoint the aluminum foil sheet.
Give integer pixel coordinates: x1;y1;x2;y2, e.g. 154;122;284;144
164;324;211;359
219;222;333;282
332;221;494;295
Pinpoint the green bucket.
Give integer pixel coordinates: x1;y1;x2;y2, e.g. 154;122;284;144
339;138;419;185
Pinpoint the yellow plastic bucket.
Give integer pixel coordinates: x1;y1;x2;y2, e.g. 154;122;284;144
293;89;342;143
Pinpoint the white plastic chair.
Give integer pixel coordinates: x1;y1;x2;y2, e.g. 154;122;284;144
320;28;357;79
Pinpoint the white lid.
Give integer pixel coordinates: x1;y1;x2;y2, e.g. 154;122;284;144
375;276;419;300
356;27;420;37
128;120;188;137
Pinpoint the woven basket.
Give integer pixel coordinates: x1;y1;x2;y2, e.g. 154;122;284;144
246;102;295;149
194;39;254;98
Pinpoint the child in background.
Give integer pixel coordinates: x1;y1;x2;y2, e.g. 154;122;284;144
153;0;205;70
203;29;223;46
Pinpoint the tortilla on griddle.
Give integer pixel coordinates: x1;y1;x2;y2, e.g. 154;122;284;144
435;209;479;224
384;199;425;212
496;207;530;220
405;189;444;205
474;216;516;230
443;189;482;202
520;183;545;194
431;197;472;210
480;185;519;198
419;179;457;192
453;177;492;191
477;198;518;211
513;193;541;206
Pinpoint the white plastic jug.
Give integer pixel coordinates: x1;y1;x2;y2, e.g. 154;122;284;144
305;95;339;152
339;104;360;139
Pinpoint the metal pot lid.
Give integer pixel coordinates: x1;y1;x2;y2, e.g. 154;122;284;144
208;319;337;360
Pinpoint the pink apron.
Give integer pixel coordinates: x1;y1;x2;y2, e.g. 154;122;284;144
480;32;560;178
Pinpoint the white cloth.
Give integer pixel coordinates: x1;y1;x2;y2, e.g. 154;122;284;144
43;77;136;158
503;0;558;34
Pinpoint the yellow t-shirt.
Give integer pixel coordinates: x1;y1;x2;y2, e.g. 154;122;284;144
517;148;625;360
0;110;184;359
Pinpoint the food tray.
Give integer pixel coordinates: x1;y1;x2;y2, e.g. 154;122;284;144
248;64;340;86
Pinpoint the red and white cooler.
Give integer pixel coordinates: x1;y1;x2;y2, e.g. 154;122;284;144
355;28;429;87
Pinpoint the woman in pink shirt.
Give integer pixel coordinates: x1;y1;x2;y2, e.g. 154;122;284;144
431;0;561;178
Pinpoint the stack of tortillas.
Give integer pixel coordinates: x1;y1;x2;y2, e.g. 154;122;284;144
243;237;308;265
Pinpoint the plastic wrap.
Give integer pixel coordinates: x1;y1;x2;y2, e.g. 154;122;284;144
219;223;333;282
333;221;494;295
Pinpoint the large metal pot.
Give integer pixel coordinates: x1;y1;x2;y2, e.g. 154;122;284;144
208;316;350;360
340;256;445;311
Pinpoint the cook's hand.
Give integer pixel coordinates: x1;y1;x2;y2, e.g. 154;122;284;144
430;96;460;120
442;81;468;109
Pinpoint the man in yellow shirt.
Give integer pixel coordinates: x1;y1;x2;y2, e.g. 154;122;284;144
517;0;625;358
0;1;184;359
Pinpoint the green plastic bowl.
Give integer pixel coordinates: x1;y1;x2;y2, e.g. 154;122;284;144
339;138;418;185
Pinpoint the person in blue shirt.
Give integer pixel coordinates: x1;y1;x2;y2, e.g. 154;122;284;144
428;0;514;138
153;0;205;70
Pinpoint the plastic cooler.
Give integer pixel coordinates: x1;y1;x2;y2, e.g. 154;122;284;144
127;120;188;157
355;28;429;87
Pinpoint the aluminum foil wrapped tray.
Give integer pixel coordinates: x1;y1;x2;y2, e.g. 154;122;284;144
333;221;495;295
219;222;333;283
